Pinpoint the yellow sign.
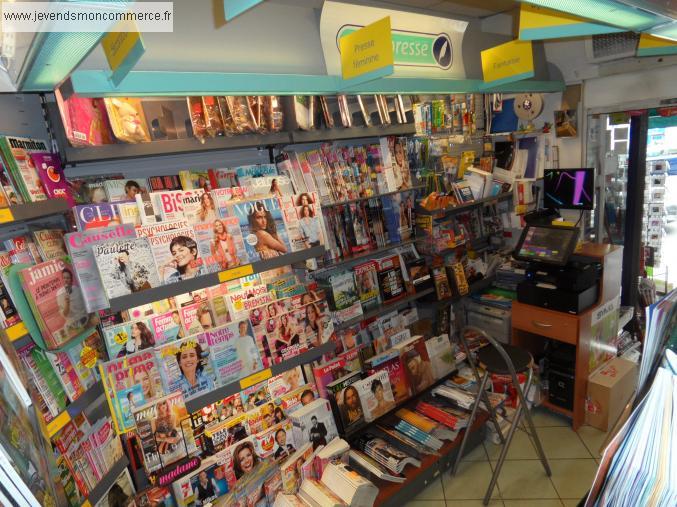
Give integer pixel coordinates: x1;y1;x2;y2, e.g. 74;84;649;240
0;208;14;224
339;16;394;80
519;4;623;40
101;20;145;85
218;264;254;283
46;410;71;438
481;39;534;86
5;322;28;342
239;368;272;390
638;34;677;56
81;501;92;507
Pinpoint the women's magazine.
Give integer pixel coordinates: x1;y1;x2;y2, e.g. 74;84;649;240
132;391;198;474
99;349;164;434
194;217;249;271
149;227;206;284
101;317;155;359
354;370;396;422
230;198;291;261
204;321;262;385
20;257;94;348
93;237;161;299
149;310;182;345
155;335;216;401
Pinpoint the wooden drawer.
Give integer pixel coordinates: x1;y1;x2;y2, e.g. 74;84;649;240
512;303;579;345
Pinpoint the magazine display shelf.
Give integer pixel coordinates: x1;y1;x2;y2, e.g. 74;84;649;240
418;192;513;219
85;455;130;506
44;380;106;438
320;185;426;209
184;341;334;413
0;198;70;225
45;102;417;166
334;287;436;331
106;245;326;313
312;238;423;276
375;412;488;507
289;123;415;144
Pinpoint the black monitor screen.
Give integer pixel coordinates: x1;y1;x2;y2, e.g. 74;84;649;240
514;225;579;265
544;169;594;210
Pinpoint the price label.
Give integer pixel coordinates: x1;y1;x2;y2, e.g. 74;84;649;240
46;410;71;438
239;368;272;390
218;264;254;283
0;208;14;224
5;322;28;342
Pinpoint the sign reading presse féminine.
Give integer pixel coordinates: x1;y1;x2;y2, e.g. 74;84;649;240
339;16;393;81
481;39;534;87
321;0;467;78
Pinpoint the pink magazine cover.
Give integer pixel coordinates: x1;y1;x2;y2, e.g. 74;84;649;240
56;88;114;146
30;152;75;206
20;258;93;348
149;310;182;345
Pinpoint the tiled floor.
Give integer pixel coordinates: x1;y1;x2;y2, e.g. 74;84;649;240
405;407;609;507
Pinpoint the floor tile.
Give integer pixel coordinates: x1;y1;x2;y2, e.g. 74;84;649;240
412;477;445;500
442;460;501;500
562;499;583;507
537;427;593;459
496;460;559;499
531;407;571;427
484;430;538;461
464;441;489;461
549;459;599;500
405;501;446;507
446;501;504;507
576;425;609;458
504;500;563;507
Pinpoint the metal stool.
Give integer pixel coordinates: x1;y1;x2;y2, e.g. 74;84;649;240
452;326;551;505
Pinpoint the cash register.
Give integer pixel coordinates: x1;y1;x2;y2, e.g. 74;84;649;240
513;224;602;314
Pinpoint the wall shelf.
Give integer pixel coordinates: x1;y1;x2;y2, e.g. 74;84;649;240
320;185;425;209
313;237;421;276
335;287;436;331
185;341;334;413
418;192;513;219
107;246;326;313
0;198;70;225
290;123;415;144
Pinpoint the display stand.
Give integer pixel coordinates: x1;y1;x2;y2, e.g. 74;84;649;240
511;243;623;429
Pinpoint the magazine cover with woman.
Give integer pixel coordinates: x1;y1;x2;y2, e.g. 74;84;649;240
149;227;207;283
203;321;262;385
155;335;215;400
132;391;198;474
99;349;164;434
102;317;156;358
93;237;161;299
194;217;248;272
231;198;291;261
20;257;95;348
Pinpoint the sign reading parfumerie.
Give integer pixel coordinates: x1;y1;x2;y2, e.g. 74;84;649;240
339;16;393;80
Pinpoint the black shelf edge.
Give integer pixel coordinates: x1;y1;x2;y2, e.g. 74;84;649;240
335;287;436;331
320;185;426;209
418;192;513;218
67;381;104;418
107;246;326;313
312;238;422;275
289;123;416;144
86;456;130;505
1;198;70;224
185;341;334;413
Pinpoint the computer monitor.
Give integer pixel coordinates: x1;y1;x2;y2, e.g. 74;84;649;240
543;168;594;210
513;225;579;266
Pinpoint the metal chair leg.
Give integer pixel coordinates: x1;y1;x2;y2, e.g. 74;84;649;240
457;331;505;444
451;373;489;476
515;369;551;476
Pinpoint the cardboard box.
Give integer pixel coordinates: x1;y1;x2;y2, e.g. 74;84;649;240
585;357;637;432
